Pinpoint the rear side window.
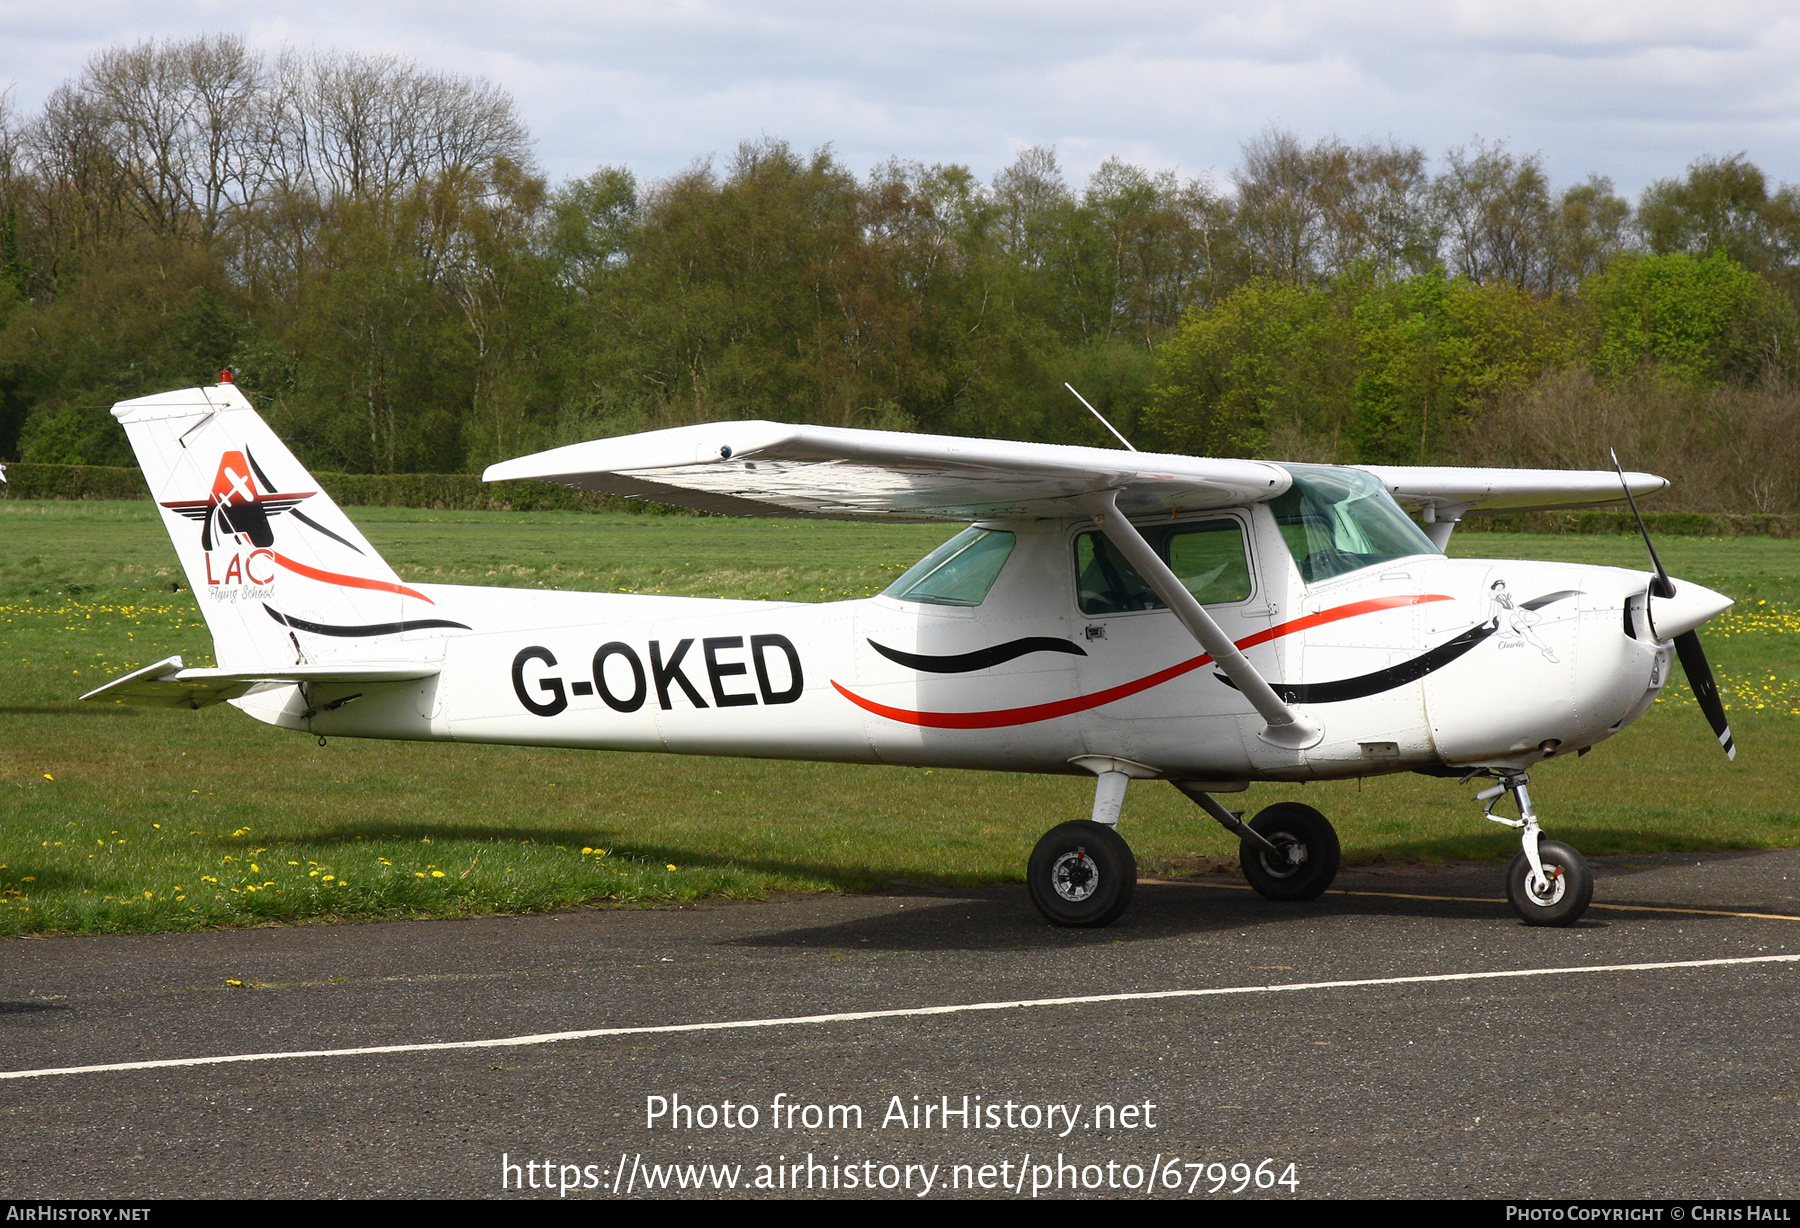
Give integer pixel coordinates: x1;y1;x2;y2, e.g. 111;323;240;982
884;527;1016;606
1074;518;1252;615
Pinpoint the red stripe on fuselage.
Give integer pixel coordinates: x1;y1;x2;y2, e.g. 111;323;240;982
831;594;1452;729
272;553;432;604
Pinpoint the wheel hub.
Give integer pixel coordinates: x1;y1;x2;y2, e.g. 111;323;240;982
1257;833;1308;880
1050;848;1100;903
1524;864;1566;907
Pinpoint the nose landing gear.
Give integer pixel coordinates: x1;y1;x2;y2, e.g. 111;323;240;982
1475;771;1593;926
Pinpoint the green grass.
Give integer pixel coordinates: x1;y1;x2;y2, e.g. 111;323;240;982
3;500;1798;936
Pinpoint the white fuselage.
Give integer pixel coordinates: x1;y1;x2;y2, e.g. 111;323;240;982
234;505;1677;783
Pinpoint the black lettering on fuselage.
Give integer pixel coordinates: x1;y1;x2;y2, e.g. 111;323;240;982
512;646;568;716
516;634;803;715
593;641;647;712
650;638;708;710
703;636;758;707
751;634;804;704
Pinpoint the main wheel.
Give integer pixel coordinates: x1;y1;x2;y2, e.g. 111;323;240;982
1239;802;1341;902
1027;820;1136;927
1506;839;1593;926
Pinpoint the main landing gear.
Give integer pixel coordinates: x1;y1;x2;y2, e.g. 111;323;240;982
1026;765;1346;927
1025;765;1593;928
1473;770;1593;926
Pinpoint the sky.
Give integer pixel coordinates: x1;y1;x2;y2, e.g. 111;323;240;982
5;0;1800;196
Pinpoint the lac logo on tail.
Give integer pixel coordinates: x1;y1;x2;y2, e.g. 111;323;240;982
160;450;315;551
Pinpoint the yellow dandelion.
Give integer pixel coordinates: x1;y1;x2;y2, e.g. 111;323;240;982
431;870;446;878
666;864;678;871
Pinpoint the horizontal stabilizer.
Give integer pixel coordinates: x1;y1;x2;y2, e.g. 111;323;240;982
80;655;439;709
484;421;1291;521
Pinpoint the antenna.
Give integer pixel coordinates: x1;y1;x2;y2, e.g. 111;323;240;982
1064;383;1136;452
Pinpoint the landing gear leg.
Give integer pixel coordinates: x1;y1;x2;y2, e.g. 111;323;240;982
1477;772;1593;926
1027;769;1137;927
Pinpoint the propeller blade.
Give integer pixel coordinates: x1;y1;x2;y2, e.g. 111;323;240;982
1673;630;1735;760
1611;447;1673;598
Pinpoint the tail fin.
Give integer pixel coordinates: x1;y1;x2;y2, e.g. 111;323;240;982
115;383;462;671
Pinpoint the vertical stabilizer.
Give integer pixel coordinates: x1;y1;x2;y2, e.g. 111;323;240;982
113;383;453;671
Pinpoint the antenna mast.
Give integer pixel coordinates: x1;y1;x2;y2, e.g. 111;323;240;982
1064;383;1136;451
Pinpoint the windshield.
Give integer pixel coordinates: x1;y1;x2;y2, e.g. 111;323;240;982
1269;464;1438;583
883;527;1016;606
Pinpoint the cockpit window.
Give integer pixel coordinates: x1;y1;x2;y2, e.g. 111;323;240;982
1074;518;1252;614
1269;464;1438;583
884;527;1016;606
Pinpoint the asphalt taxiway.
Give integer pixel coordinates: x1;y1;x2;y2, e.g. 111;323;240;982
3;849;1798;1199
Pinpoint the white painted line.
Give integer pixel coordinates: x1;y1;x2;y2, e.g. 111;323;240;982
5;952;1796;1082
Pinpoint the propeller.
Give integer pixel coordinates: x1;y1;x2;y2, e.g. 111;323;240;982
1610;449;1735;760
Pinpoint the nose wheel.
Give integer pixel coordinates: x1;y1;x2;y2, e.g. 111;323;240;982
1474;771;1594;926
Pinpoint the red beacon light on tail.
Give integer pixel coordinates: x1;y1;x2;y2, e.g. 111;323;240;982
218;369;234;384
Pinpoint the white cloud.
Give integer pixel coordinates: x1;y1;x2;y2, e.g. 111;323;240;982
3;0;1800;194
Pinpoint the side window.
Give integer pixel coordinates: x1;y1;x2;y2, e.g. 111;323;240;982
884;527;1016;606
1074;518;1252;615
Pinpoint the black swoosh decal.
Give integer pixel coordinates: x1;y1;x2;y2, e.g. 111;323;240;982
290;508;366;555
869;636;1087;673
1210;589;1580;704
1215;622;1496;703
265;604;470;638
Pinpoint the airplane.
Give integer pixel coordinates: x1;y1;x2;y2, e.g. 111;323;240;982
81;380;1736;930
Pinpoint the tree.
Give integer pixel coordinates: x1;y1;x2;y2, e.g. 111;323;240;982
1583;251;1797;385
1141;278;1358;458
1431;139;1553;290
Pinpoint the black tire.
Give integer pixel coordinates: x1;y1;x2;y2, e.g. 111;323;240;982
1239;802;1341;902
1027;820;1136;927
1506;839;1593;926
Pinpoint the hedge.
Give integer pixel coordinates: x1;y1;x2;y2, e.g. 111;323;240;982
3;461;1797;536
0;463;689;515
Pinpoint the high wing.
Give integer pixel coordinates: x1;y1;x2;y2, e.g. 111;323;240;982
1356;465;1667;516
482;421;1291;520
81;655;439;709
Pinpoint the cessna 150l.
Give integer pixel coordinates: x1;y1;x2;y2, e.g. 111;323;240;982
85;382;1736;929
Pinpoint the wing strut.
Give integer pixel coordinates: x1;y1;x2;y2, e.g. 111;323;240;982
1074;490;1323;750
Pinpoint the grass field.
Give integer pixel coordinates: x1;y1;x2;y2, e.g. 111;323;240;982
3;499;1798;937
